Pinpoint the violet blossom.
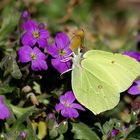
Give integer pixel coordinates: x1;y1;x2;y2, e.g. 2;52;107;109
47;32;72;73
22;20;49;48
20;131;27;139
128;80;140;95
111;129;119;137
0;96;10;120
22;10;30;19
55;91;85;118
18;46;48;71
123;51;140;62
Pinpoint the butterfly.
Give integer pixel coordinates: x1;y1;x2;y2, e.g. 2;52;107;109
70;30;140;115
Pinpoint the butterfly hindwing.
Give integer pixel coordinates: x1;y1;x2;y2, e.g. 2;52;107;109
72;63;120;114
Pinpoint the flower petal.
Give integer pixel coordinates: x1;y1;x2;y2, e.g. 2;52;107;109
51;58;72;73
22;32;36;46
47;44;59;58
135;80;140;85
123;51;140;62
38;23;45;30
39;60;48;70
0;96;3;103
68;108;79;118
37;38;48;48
55;32;70;49
0;104;10;120
59;94;67;103
23;20;38;31
61;108;69;118
64;47;72;56
64;91;75;104
55;103;65;111
18;46;32;63
39;29;50;39
111;129;119;137
31;59;48;71
33;47;46;60
128;85;140;95
31;60;40;71
71;103;85;111
0;96;10;120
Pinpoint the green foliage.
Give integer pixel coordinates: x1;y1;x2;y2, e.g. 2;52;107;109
71;122;100;140
126;126;140;140
0;6;20;42
0;51;22;79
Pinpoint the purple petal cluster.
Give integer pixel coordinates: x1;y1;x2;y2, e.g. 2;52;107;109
18;19;50;71
47;32;72;73
18;46;48;71
128;80;140;95
20;131;27;139
111;129;119;137
22;20;49;48
22;10;30;19
55;91;85;118
0;96;10;120
123;51;140;62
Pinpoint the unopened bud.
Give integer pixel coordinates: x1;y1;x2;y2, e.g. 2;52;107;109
22;85;32;93
27;92;39;105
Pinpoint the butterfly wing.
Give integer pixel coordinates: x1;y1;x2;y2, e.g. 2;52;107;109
82;50;140;92
72;50;140;114
72;64;120;114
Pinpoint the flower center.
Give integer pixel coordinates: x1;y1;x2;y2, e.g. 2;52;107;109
64;102;70;108
59;49;65;56
32;31;39;39
31;53;37;60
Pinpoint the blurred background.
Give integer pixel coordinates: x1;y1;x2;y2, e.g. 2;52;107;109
0;0;140;53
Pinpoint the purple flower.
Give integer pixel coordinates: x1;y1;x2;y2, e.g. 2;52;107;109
55;91;85;118
51;58;72;74
22;10;30;19
123;51;140;62
20;131;27;139
22;20;49;48
47;32;72;73
128;80;140;95
38;22;45;30
18;46;48;71
0;96;10;120
111;129;119;137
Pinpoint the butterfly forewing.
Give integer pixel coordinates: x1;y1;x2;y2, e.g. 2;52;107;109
82;50;140;92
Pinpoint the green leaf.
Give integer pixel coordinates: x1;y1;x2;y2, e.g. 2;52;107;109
0;6;20;42
126;126;140;140
102;119;115;135
0;85;15;94
71;122;100;140
5;109;39;140
58;121;68;134
33;82;41;94
0;52;22;79
56;134;64;140
11;60;22;79
10;104;35;118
